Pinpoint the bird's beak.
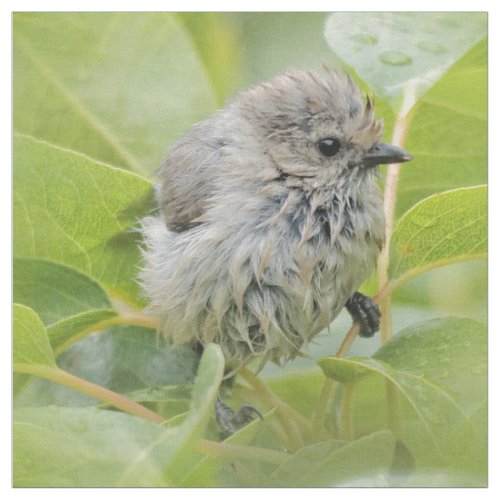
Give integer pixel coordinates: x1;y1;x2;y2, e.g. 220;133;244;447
362;142;413;167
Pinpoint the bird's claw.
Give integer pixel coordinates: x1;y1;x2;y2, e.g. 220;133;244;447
345;291;381;338
215;394;263;439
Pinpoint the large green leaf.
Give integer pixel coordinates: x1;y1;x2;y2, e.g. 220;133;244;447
13;135;155;305
319;318;486;465
14;258;117;351
14;407;170;487
268;431;395;487
374;318;486;421
391;186;487;281
397;38;487;216
13;304;56;368
325;12;486;113
13;12;217;175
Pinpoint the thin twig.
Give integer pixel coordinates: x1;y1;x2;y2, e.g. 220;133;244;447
54;313;159;356
377;83;416;437
340;382;355;441
14;363;165;424
238;367;311;449
378;84;415;344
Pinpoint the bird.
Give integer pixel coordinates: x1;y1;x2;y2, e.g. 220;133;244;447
139;68;412;432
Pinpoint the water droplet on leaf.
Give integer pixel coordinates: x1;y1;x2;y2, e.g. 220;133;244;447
379;50;412;66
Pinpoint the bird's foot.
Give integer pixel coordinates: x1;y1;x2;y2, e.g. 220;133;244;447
345;291;381;338
215;394;263;439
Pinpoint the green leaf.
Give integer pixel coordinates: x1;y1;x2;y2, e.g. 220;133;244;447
320;318;486;462
397;38;487;216
13;135;155;305
313;356;369;384
268;431;395;487
391;186;487;281
325;12;486;113
14;258;113;325
374;318;488;485
163;343;225;484
13;304;56;368
14;258;117;350
47;310;117;353
13;12;217;175
374;318;486;420
13;407;170;487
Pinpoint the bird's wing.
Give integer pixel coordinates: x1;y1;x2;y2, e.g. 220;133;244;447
156;126;224;232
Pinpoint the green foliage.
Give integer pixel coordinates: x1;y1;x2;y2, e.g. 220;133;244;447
13;12;487;487
13;12;217;175
14;258;117;351
14;344;225;487
13;134;155;305
391;186;487;280
268;432;395;487
320;318;486;469
14;407;170;487
398;37;487;217
14;304;56;367
325;12;486;111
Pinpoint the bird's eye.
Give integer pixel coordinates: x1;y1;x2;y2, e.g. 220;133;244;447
318;137;341;157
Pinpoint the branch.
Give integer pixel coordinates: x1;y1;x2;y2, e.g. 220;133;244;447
14;363;165;424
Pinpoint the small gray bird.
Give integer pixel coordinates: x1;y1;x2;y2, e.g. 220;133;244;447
140;69;411;373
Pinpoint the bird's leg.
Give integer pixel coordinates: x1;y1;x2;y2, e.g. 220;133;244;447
345;291;381;338
215;394;263;440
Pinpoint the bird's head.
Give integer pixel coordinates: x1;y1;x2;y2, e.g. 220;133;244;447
231;68;411;194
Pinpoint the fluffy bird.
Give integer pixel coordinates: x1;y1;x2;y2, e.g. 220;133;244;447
140;68;411;372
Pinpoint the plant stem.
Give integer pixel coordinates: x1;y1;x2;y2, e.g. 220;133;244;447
313;325;361;435
336;323;360;357
238;367;311;448
312;378;334;436
378;85;415;344
199;439;288;464
340;383;355;441
54;313;159;356
14;363;165;424
377;84;415;438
